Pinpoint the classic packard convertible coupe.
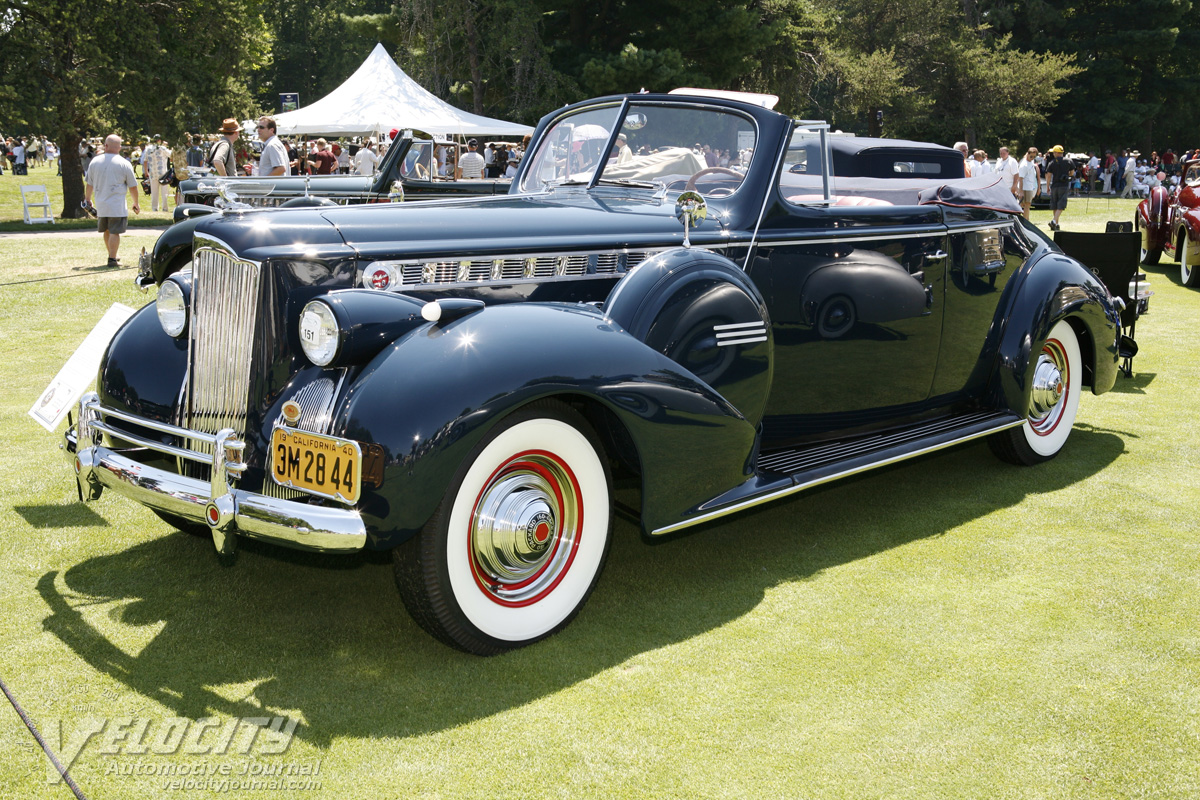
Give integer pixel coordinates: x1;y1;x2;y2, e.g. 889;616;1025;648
65;90;1125;654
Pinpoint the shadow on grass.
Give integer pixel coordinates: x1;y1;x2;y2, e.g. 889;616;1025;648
37;428;1125;747
1108;371;1156;394
14;503;108;528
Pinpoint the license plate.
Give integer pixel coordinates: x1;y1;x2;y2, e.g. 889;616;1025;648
270;428;362;504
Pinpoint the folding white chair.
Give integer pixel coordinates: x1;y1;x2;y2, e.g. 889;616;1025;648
21;184;56;225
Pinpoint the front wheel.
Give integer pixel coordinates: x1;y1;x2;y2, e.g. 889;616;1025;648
988;320;1082;466
393;401;613;654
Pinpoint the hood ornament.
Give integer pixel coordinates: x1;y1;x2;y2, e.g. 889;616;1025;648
675;191;707;248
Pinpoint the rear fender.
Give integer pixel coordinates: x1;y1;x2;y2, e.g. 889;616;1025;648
333;302;758;548
605;248;773;427
1137;186;1170;249
990;251;1120;415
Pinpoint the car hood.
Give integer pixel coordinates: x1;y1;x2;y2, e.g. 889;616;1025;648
192;205;357;264
318;189;734;259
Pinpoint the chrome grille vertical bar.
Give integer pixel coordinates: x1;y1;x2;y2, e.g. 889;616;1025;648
187;247;262;447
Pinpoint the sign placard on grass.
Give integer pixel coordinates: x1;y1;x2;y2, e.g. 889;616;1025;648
29;303;136;432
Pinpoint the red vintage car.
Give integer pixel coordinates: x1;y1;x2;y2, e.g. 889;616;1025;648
1139;160;1200;286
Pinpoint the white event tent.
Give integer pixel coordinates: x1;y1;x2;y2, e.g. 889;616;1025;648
272;43;533;139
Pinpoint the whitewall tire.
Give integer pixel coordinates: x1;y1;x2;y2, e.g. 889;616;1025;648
394;401;612;654
989;320;1082;465
1182;234;1200;287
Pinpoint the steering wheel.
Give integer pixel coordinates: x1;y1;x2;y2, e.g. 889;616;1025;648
685;167;743;192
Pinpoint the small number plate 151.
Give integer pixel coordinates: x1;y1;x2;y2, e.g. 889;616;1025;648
271;427;362;504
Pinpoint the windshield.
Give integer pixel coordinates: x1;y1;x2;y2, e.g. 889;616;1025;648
520;102;758;197
401;141;434;180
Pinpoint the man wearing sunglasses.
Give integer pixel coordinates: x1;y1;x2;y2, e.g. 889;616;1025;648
257;116;290;177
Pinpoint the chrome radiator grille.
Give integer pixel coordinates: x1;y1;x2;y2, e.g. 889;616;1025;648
187;247;263;443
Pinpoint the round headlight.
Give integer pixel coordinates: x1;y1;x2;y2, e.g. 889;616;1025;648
299;301;340;366
157;280;188;338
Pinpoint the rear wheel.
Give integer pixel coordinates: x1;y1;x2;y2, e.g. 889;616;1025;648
989;320;1082;466
1137;217;1162;265
1182;234;1200;287
393;401;613;654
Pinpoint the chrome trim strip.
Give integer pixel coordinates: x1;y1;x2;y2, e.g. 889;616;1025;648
716;335;767;347
713;321;764;331
650;416;1026;536
744;119;795;269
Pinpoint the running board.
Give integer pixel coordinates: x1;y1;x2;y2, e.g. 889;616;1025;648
651;410;1024;536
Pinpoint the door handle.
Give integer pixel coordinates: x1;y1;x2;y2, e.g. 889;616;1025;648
926;250;949;261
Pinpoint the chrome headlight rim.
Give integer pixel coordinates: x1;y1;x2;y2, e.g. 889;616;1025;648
299;300;342;367
156;278;189;338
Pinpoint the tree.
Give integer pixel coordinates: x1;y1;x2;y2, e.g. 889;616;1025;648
983;0;1200;152
0;0;269;217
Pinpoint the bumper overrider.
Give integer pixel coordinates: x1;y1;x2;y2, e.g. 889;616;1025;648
65;392;366;555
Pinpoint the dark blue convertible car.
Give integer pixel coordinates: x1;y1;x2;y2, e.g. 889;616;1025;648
65;90;1125;654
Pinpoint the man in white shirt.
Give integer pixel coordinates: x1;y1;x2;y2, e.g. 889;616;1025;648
457;139;485;179
256;116;290;177
1018;147;1040;220
354;140;379;175
85;134;140;268
995;146;1020;196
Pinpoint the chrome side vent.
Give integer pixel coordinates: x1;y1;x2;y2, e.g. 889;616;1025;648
423;261;458;284
496;259;525;279
401;263;423;285
594;253;620;274
528;257;559;278
362;249;668;290
460;260;493;282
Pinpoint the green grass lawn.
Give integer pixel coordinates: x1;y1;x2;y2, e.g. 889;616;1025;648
0;168;177;230
1;196;1197;799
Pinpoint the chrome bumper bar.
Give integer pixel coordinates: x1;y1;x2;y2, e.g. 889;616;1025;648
65;393;366;554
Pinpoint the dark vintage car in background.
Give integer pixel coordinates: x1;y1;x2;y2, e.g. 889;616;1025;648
66;90;1125;655
142;137;511;287
1137;160;1200;286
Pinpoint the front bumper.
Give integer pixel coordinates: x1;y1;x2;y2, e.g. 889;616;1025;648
65;393;366;554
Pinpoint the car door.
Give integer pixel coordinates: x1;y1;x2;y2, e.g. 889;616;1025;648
749;203;947;446
929;212;1026;401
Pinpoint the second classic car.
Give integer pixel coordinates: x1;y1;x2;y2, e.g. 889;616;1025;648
66;90;1124;655
1138;160;1200;286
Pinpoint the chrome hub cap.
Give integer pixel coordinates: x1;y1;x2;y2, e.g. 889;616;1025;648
469;452;581;606
1029;339;1069;435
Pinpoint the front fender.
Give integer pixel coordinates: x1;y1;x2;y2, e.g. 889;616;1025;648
333;302;759;548
151;216;205;284
991;250;1120;416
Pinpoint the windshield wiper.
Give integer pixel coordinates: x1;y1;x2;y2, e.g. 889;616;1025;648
544;178;589;188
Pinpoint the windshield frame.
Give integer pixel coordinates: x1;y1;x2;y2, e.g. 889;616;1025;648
517;97;764;198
